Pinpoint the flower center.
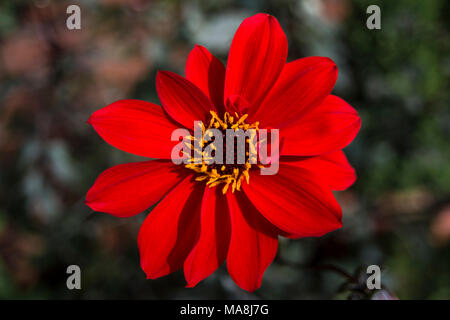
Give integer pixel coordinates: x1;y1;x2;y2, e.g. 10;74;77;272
184;111;262;194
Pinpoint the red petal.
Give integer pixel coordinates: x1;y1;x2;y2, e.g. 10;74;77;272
156;71;215;129
226;192;278;292
86;160;187;217
87;99;183;159
224;13;287;114
251;57;338;128
281;95;361;156
281;151;356;191
138;177;204;279
243;164;342;237
225;95;251;115
184;187;231;288
185;45;226;114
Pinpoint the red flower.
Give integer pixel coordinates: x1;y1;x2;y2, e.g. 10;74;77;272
86;13;361;291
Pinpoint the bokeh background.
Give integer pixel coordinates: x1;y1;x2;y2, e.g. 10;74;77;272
0;0;449;299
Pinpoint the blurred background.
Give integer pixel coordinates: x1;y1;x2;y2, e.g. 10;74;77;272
0;0;449;299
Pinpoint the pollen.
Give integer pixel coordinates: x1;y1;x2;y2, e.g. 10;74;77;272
184;111;260;194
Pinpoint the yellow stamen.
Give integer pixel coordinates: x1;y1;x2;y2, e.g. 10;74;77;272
184;110;260;194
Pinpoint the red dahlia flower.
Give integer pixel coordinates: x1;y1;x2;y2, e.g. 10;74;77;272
86;13;361;291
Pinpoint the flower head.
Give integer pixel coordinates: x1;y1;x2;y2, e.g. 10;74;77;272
86;13;361;291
